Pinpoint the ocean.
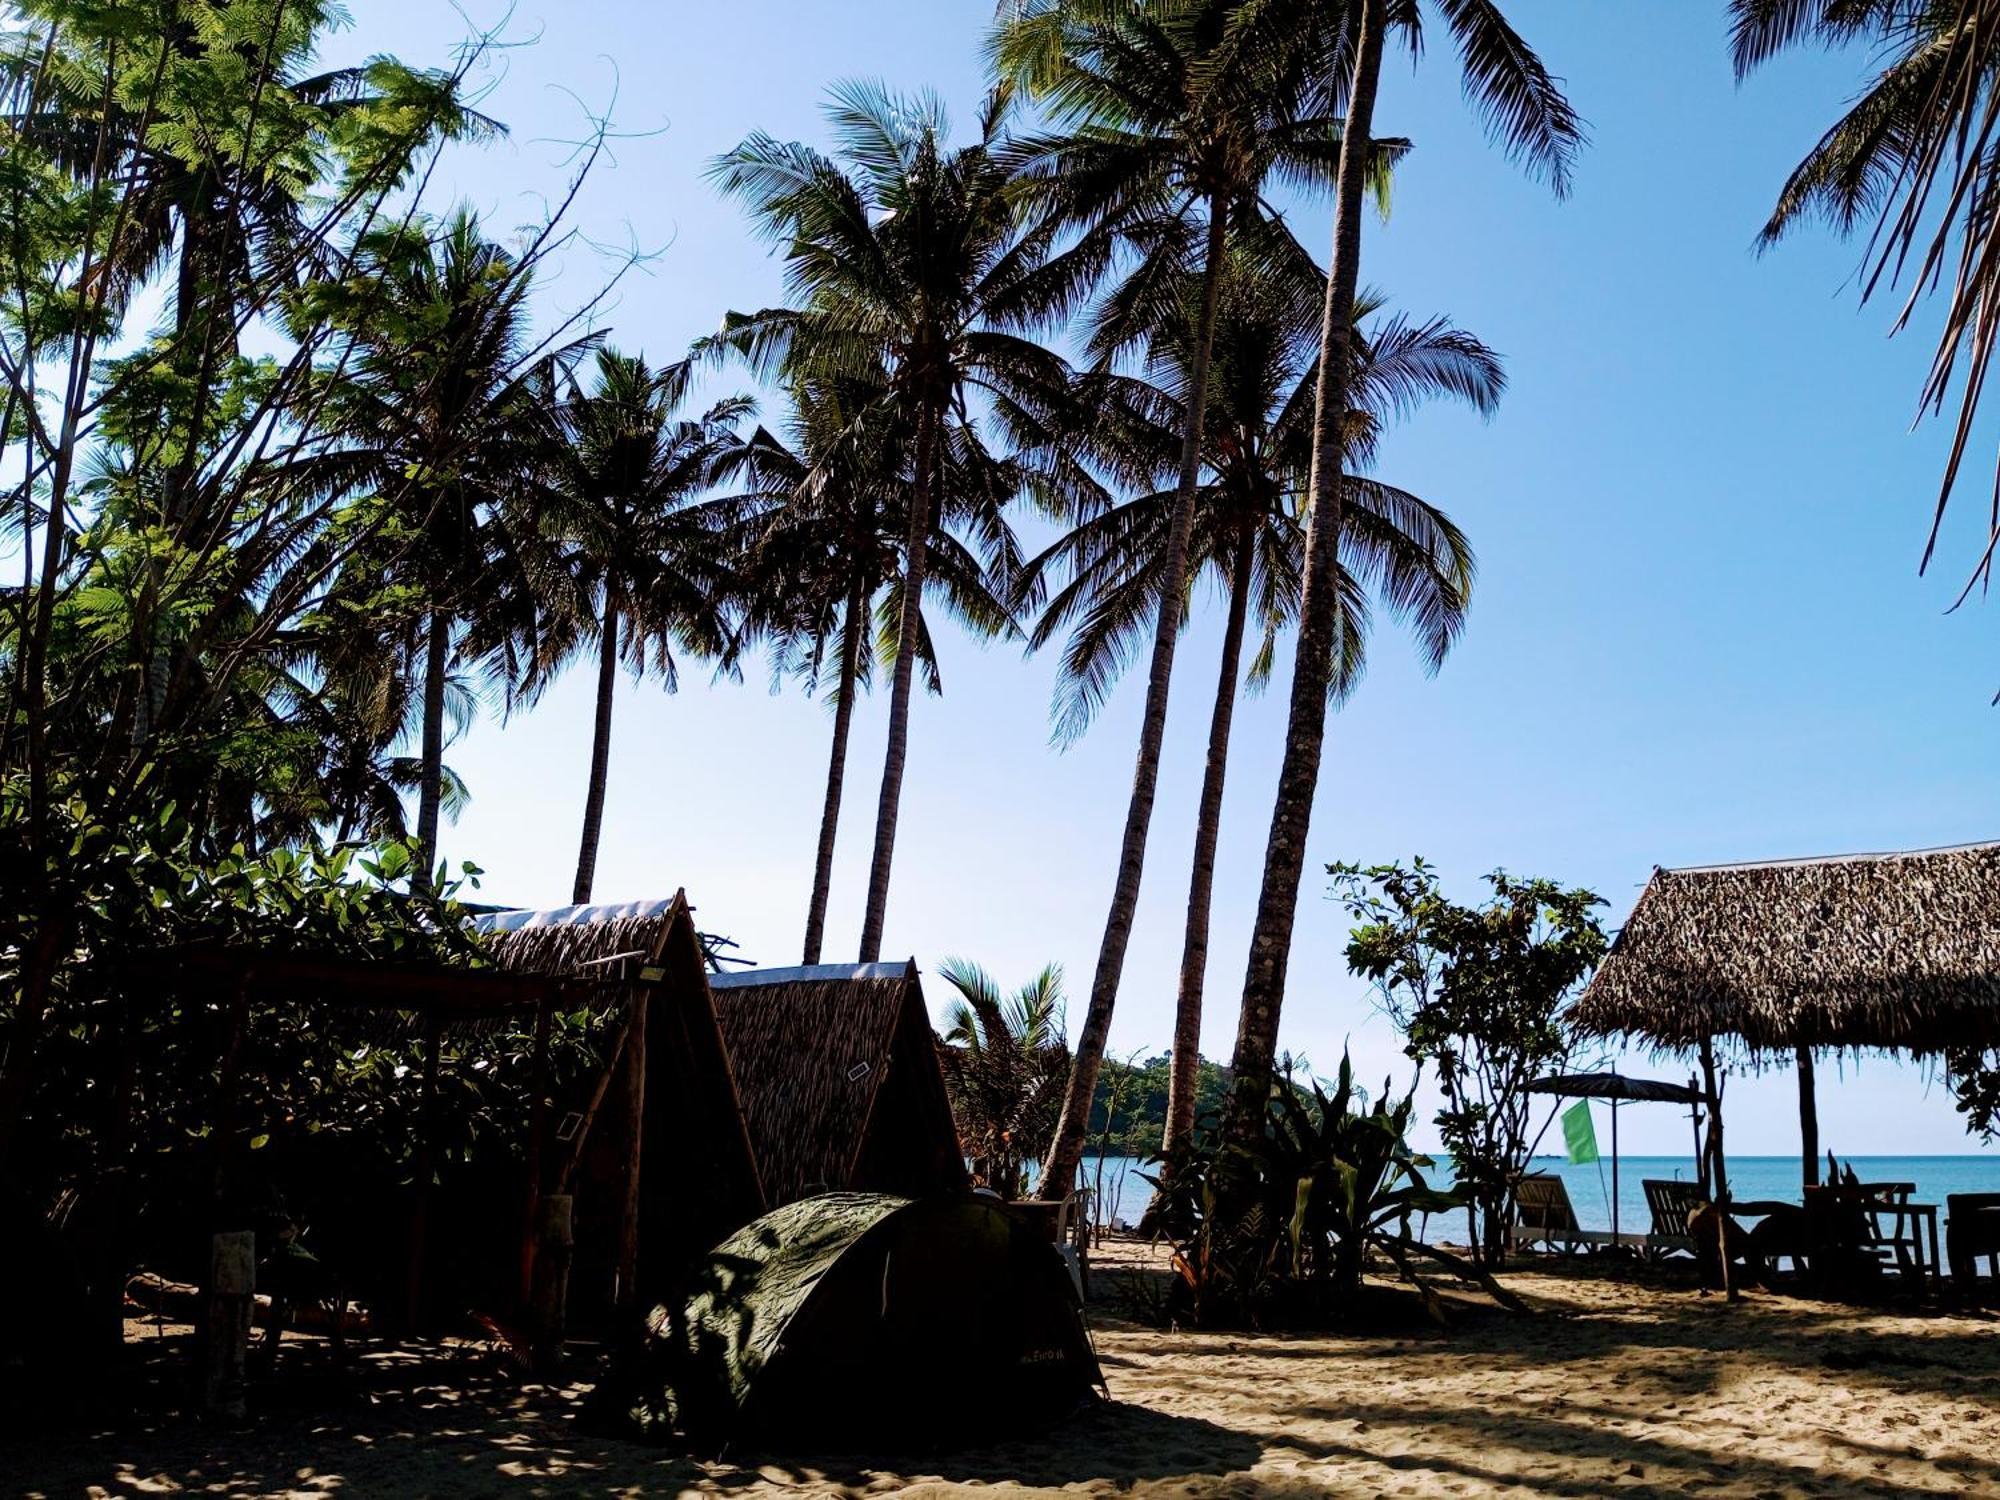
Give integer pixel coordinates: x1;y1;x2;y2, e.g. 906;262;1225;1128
1077;1153;2000;1243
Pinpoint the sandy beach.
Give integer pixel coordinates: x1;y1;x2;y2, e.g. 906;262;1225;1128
9;1238;1999;1498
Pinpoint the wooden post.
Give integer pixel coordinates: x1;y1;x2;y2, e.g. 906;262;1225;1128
1796;1044;1819;1190
1689;1075;1707;1200
405;1015;443;1330
616;994;648;1312
203;1230;255;1420
530;1193;573;1376
1698;1035;1736;1301
519;999;554;1311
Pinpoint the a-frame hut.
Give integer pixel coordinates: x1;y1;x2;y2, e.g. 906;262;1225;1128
480;893;764;1316
709;962;967;1207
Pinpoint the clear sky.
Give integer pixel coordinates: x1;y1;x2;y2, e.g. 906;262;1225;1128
325;1;2000;1157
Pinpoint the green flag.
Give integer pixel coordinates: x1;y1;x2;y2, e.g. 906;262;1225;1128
1562;1100;1599;1165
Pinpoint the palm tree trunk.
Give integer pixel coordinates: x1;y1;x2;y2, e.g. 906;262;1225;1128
414;606;449;886
1163;516;1256;1163
1222;0;1385;1148
858;402;937;962
572;599;620;906
1040;193;1231;1200
803;573;867;962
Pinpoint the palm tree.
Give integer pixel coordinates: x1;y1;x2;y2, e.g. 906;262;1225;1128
936;958;1072;1198
317;210;577;880
726;370;1032;961
1030;260;1491;1162
992;0;1398;1198
1731;0;2000;593
479;350;749;905
1223;0;1581;1148
710;82;1068;960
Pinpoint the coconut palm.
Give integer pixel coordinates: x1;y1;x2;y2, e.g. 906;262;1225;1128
1731;0;2000;591
1029;257;1490;1162
1223;0;1580;1147
315;210;580;880
710;82;1069;960
726;369;1032;961
992;0;1405;1199
936;958;1073;1198
479;350;750;905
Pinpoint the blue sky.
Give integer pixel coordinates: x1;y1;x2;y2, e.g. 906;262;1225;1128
326;1;2000;1156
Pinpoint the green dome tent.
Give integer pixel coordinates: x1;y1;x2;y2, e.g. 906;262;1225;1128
602;1192;1103;1448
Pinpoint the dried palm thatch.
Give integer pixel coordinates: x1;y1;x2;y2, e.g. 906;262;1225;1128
1571;841;2000;1054
711;962;968;1207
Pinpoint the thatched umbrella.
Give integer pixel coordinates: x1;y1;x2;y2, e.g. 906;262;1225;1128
1570;841;2000;1196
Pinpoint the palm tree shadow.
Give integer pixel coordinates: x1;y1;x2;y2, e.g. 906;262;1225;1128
729;1397;1263;1489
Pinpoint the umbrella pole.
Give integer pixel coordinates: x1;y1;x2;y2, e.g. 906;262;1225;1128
1698;1035;1736;1302
1796;1044;1819;1191
1611;1099;1621;1245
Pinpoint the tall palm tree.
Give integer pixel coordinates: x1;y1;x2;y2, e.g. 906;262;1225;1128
480;350;749;906
1223;0;1581;1148
1731;0;2000;593
936;957;1072;1198
317;210;577;880
1029;259;1492;1163
726;370;1033;961
710;82;1068;960
992;0;1398;1198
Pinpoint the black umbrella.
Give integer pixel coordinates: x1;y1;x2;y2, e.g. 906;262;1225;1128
1527;1073;1706;1242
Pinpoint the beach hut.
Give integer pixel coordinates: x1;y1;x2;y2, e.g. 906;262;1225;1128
481;894;765;1315
1570;841;2000;1199
607;1191;1103;1447
709;962;968;1206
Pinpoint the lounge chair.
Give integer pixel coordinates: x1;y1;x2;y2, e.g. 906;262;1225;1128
1642;1179;1706;1259
1509;1173;1632;1255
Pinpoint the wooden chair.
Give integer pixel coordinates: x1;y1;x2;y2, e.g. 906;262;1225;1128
1642;1179;1705;1259
1945;1193;2000;1300
1510;1173;1626;1255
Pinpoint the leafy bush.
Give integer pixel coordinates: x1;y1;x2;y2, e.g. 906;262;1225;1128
1333;859;1607;1266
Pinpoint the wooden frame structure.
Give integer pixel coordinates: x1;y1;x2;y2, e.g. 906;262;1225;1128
479;892;765;1315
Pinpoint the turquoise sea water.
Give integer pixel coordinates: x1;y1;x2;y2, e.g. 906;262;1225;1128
1078;1154;2000;1243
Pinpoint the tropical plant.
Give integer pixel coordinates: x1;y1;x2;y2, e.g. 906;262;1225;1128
993;0;1403;1201
1223;0;1582;1151
710;82;1066;962
1333;859;1608;1265
935;958;1073;1198
480;350;749;904
1142;1051;1506;1328
1027;252;1491;1168
1731;0;2000;601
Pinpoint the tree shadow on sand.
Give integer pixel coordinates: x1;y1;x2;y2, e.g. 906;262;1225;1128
1;1333;1265;1497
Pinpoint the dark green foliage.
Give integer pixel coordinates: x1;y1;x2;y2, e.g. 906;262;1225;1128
1332;858;1608;1265
1140;1052;1502;1329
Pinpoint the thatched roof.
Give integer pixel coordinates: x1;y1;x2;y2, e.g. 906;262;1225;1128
1570;841;2000;1054
476;896;691;980
711;962;968;1206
